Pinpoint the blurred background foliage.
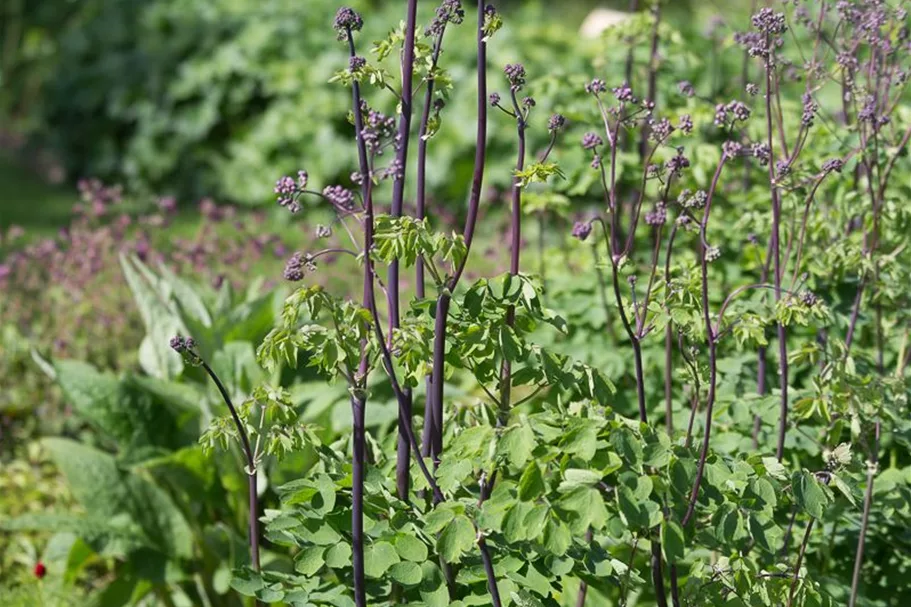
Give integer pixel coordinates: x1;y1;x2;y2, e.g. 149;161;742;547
1;0;738;208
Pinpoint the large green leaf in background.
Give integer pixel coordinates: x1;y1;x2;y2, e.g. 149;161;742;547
39;438;194;560
53;359;198;454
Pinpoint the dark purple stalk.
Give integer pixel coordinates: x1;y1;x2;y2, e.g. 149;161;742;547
392;0;420;503
664;324;673;434
638;3;661;162
497;95;527;424
476;475;503;607
415;29;446;461
349;391;367;607
786;519;815;607
426;0;489;461
681;155;727;527
199;360;260;572
848;420;880;607
347;24;373;606
669;564;681;607
763;37;788;462
753;235;773;449
663;222;680;437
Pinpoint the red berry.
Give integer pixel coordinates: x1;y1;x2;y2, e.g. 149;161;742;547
34;562;47;579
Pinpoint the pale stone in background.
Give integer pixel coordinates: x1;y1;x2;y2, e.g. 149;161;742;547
580;8;632;39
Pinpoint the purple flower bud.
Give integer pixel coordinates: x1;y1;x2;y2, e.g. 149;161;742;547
489;92;501;106
426;0;465;37
284;252;308;282
822;158;844;173
334;7;364;39
666;148;691;176
586;79;607;95
722;140;743;158
645;203;667;227
547;113;566;132
801;93;818;127
522;96;536;108
349;56;367;72
678;114;693;134
799;290;819;307
572;221;593;241
503;63;525;91
613;83;634;103
581;132;603;150
751;143;771;166
745;83;759;96
504;63;526;91
323;185;355;211
649;117;674;142
751;8;787;35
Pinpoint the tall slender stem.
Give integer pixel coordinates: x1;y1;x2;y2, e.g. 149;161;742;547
427;1;489;459
347;24;373;606
391;0;420;503
764;38;789;462
664;324;673;434
199;361;260;572
848;421;881;607
497;102;527;424
786;520;815;607
681;155;727;527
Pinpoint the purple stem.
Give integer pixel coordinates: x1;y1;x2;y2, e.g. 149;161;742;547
392;0;420;503
497;95;527;423
426;1;489;461
638;3;661;161
199;360;260;572
348;25;373;606
763;38;789;462
681;155;727;527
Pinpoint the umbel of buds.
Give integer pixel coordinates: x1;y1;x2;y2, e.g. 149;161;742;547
333;7;364;40
503;63;526;91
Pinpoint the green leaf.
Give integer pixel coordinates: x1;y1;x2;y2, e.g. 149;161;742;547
793;471;830;519
518;462;546;501
510;589;546;607
662;520;685;564
389;561;423;586
324;542;352;568
503;502;534;542
558;468;602;492
542;517;572;556
294;545;325;576
558;486;609;531
231;568;264;596
438;515;476;563
364;541;400;578
120;255;184;379
497;423;536;469
42;438;193;558
395;534;429;562
424;507;456;535
611;427;643;471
